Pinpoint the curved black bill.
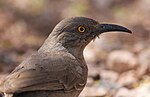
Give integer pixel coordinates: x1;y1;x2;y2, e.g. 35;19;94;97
96;24;132;34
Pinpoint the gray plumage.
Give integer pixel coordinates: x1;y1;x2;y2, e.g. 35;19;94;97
0;17;131;97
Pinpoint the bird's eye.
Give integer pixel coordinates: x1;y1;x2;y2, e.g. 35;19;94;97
77;26;86;33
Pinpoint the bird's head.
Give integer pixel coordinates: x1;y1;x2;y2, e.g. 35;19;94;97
42;17;132;56
48;17;131;49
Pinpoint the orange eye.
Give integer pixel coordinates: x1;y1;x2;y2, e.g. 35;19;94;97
77;26;86;33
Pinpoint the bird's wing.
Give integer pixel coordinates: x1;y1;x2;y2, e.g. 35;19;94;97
1;52;86;93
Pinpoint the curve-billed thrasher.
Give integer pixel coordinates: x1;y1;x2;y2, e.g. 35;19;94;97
0;17;131;97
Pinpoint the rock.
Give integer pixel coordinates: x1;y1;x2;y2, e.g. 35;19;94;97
87;64;100;81
138;49;150;66
115;87;134;97
80;78;121;97
118;70;138;89
134;81;150;97
138;49;150;75
107;50;138;73
100;79;121;90
86;77;94;86
100;70;119;82
80;85;107;97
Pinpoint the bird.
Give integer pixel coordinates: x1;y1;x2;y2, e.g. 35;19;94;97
0;17;132;97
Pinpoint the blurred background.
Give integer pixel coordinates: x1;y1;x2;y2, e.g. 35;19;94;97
0;0;150;97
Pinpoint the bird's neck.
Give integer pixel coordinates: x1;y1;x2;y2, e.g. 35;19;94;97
38;39;85;62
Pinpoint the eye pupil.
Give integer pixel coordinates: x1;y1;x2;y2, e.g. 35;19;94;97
80;28;84;31
78;26;86;33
